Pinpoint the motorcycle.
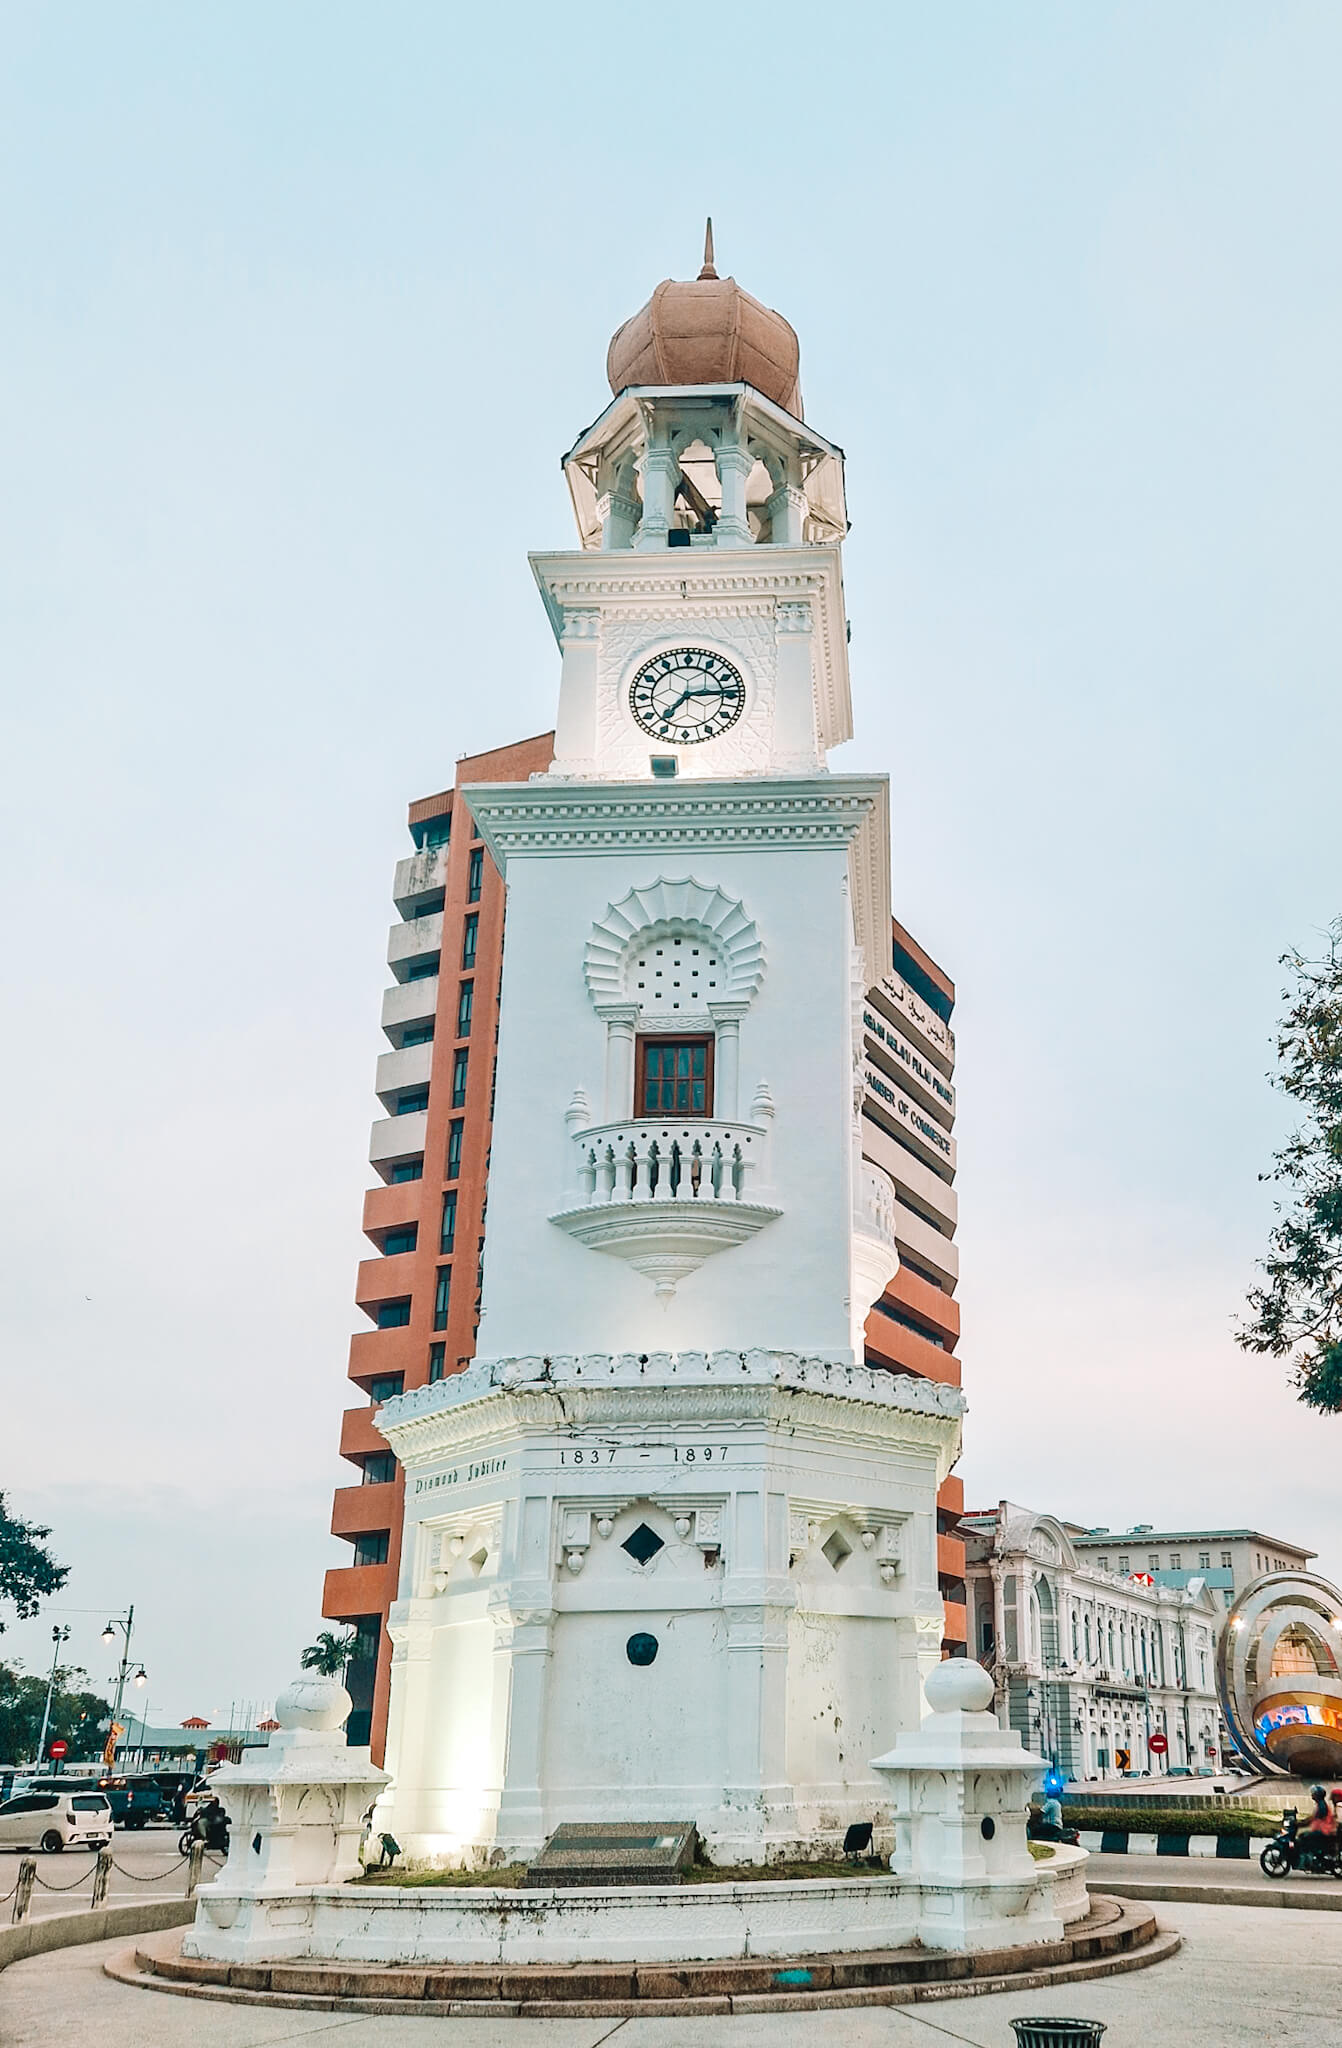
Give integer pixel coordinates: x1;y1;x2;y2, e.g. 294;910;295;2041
1260;1808;1342;1879
178;1803;230;1856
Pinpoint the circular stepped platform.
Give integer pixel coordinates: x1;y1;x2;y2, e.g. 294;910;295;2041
108;1897;1177;2017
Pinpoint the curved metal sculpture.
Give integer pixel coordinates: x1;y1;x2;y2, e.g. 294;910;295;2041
1216;1571;1342;1777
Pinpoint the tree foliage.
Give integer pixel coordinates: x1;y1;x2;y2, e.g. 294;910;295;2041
300;1629;358;1677
0;1494;68;1630
0;1662;111;1764
1238;921;1342;1411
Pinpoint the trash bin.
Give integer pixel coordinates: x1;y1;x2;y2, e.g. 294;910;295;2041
1010;2022;1107;2048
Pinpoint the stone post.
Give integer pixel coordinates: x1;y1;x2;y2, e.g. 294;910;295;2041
715;439;754;547
870;1659;1063;1952
183;1675;389;1964
773;601;820;769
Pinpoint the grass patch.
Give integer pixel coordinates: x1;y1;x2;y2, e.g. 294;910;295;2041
354;1864;528;1888
1063;1805;1280;1837
1028;1842;1056;1861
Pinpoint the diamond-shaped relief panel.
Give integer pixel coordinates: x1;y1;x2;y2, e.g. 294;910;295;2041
622;1523;665;1566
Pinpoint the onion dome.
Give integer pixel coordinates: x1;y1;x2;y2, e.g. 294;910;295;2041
606;221;803;418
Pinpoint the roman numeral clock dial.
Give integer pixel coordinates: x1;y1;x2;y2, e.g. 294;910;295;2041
628;648;745;746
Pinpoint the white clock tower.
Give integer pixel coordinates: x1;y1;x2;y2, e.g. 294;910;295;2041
375;233;964;1866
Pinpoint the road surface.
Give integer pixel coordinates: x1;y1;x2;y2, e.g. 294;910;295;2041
0;1822;222;1922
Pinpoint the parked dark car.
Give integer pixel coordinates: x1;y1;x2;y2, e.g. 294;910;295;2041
97;1773;166;1828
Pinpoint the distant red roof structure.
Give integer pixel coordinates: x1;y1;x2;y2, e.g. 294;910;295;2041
180;1717;210;1728
257;1718;281;1732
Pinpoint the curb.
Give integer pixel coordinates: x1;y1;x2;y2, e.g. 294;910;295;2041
1095;1879;1342;1913
0;1898;196;1976
1076;1830;1275;1859
102;1899;1178;2017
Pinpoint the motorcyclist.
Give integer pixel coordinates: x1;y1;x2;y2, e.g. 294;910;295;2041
1297;1784;1336;1868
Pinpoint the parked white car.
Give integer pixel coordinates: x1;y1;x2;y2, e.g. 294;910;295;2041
0;1789;113;1852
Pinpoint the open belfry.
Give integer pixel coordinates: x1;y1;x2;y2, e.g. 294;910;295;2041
331;231;968;1866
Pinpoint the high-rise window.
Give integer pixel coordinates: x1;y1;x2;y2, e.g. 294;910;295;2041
428;1342;446;1381
362;1452;396;1485
416;813;451;849
462;914;478;969
395;1087;429;1116
368;1373;404;1403
446;1120;463;1179
636;1036;713;1116
352;1532;390;1567
433;1266;451;1330
383;1227;417;1256
457;981;474;1038
1220;1551;1232;1568
376;1300;411;1329
390;1158;423;1183
1198;1551;1210;1568
467;848;484;902
406;956;440;981
401;1022;435;1047
452;1050;468;1107
440;1189;457;1254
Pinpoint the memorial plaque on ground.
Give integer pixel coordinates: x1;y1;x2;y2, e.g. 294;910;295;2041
522;1820;698;1888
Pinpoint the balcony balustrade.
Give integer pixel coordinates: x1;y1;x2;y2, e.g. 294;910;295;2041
550;1115;779;1298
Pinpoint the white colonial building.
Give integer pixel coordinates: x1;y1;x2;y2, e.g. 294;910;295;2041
961;1504;1221;1781
370;243;966;1866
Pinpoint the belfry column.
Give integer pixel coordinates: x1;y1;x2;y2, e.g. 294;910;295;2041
634;419;677;551
601;1005;639;1120
715;435;754;548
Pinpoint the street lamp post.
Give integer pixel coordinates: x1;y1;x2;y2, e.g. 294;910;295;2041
35;1625;70;1767
101;1607;147;1761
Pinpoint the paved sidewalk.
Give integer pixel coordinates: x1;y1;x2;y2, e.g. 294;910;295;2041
0;1903;1337;2044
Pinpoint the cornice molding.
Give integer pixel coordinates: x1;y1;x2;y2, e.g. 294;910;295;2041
465;775;887;867
377;1348;965;1473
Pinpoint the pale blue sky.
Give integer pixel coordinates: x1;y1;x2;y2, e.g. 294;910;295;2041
3;3;1339;1717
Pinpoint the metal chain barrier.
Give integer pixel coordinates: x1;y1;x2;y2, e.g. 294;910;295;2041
30;1858;99;1893
11;1860;35;1924
109;1853;188;1881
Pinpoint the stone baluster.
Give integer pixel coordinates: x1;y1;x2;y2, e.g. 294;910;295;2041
652;1141;672;1201
577;1146;596;1203
632;1129;653;1201
615;1142;634;1201
596;1145;615;1202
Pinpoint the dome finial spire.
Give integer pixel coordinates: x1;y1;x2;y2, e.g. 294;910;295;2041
698;216;717;281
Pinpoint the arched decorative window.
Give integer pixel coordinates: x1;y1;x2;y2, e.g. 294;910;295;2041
583;878;765;1122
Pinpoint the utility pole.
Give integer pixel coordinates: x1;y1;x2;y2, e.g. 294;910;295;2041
35;1626;70;1767
101;1606;147;1763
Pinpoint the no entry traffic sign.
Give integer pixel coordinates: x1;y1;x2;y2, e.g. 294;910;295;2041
1148;1731;1169;1756
47;1739;68;1759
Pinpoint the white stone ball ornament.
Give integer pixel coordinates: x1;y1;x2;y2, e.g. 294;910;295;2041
922;1658;995;1717
274;1676;352;1732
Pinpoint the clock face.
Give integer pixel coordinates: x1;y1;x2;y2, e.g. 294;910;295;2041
628;647;746;745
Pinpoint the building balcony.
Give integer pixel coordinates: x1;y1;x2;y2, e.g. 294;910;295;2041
369;1109;428;1178
861;1119;957;1235
551;1116;779;1300
865;1311;961;1389
331;1481;399;1540
387;912;444;982
938;1532;967;1580
393;844;449;919
892;1200;959;1290
339;1404;390;1463
348;1324;420;1388
381;976;440;1045
941;1602;968;1645
362;1182;422;1241
374;1041;434;1110
890;1266;960;1341
355;1251;420;1313
322;1562;397;1622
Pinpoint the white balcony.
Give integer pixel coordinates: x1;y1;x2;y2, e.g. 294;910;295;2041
381;976;439;1043
374;1041;434;1110
388;912;443;982
550;1117;779;1299
861;1119;957;1236
393;845;449;919
892;1200;959;1289
369;1109;429;1178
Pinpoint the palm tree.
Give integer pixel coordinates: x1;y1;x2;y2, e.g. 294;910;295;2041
300;1629;358;1678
